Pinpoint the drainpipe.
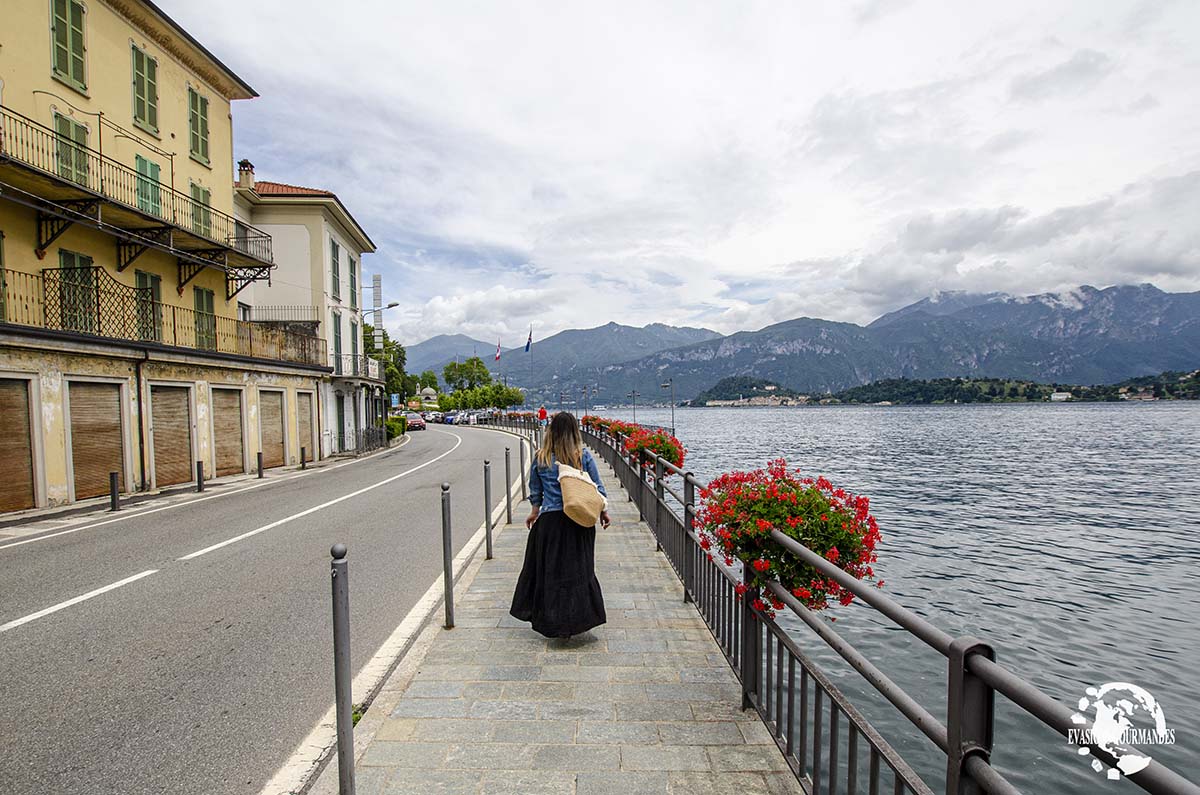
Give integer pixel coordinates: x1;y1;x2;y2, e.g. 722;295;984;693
135;351;149;491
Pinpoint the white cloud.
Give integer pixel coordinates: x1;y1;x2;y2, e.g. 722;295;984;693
157;0;1200;343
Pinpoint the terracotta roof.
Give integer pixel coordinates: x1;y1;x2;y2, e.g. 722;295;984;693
249;180;336;197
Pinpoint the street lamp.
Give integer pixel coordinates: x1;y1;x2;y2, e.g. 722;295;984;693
627;390;640;424
660;378;675;435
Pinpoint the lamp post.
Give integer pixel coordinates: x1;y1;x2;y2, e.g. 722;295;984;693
627;390;640;424
661;378;675;435
357;298;400;424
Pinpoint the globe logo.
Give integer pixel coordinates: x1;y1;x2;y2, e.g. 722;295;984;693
1069;682;1176;780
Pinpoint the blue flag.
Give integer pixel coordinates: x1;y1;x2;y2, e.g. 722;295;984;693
525;326;532;353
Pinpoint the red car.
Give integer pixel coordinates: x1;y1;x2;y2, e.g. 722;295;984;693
405;413;426;430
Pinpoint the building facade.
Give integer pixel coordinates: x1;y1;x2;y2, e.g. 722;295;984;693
234;165;384;458
0;0;329;512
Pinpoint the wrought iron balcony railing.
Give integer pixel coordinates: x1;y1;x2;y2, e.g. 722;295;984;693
0;267;326;368
0;105;272;264
330;353;384;381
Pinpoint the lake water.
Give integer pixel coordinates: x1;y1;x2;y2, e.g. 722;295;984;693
602;404;1200;794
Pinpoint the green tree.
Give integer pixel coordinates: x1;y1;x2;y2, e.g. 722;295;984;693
364;323;406;401
419;370;439;390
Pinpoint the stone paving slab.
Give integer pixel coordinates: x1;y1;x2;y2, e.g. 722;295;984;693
332;457;801;795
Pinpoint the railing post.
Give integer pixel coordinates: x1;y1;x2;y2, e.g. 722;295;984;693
195;460;204;492
653;455;664;551
946;638;995;795
504;447;513;525
109;471;120;512
329;544;355;795
483;460;494;560
441;483;455;629
257;451;264;478
683;474;695;603
740;567;759;711
519;441;528;501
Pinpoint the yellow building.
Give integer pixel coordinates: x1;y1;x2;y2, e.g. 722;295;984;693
0;0;329;512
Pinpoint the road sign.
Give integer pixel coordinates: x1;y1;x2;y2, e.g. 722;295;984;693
391;393;400;408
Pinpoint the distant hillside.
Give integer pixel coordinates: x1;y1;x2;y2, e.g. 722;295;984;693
690;377;798;406
405;333;493;375
834;370;1200;404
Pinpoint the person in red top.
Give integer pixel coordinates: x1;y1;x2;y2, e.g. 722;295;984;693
537;405;548;426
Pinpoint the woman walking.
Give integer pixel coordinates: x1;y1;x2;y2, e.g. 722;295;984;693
510;412;610;638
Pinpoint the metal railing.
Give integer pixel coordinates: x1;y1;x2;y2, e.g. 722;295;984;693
0;105;272;263
249;305;321;322
491;415;1200;795
330;353;384;380
347;427;387;456
1;266;327;367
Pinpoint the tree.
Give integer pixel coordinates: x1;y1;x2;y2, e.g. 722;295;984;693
443;356;492;392
364;323;408;402
419;370;439;390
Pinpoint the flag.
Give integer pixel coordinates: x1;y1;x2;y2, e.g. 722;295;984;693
495;338;501;361
525;326;532;353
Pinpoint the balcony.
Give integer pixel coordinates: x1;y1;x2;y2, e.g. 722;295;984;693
0;105;273;300
330;353;385;382
0;266;327;368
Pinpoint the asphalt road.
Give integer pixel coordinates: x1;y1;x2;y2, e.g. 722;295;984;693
0;426;526;795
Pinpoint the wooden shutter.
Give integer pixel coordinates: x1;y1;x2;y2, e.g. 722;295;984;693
69;382;123;500
259;391;285;468
151;386;192;486
0;379;36;511
330;240;340;299
212;389;245;476
67;0;85;87
52;0;86;89
297;392;313;459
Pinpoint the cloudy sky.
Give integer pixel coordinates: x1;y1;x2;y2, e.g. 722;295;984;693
164;0;1200;344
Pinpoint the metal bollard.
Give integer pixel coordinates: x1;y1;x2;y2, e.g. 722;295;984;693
441;483;455;629
329;544;355;795
519;442;528;501
301;446;307;470
257;451;264;478
196;460;205;493
504;447;513;525
109;471;120;512
483;460;493;560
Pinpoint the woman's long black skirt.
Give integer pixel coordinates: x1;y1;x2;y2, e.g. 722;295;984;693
510;510;606;638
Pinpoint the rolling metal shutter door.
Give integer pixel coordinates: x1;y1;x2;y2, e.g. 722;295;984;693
151;386;192;486
0;379;36;511
260;391;285;468
69;382;123;499
212;389;244;477
297;393;313;458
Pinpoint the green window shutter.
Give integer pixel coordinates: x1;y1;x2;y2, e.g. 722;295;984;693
190;183;212;237
58;249;96;333
330;240;340;300
52;0;71;78
146;57;158;130
135;270;162;340
135;155;161;216
332;311;342;373
351;321;358;358
349;257;357;308
193;287;215;349
52;0;87;90
68;0;85;88
131;46;158;132
188;89;209;162
54;113;88;185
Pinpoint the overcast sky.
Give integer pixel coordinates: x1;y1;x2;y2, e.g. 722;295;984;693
164;0;1200;344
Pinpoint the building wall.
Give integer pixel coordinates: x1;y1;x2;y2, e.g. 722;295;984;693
0;0;239;216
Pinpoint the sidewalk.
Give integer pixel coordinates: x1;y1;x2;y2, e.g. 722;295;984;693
314;457;799;795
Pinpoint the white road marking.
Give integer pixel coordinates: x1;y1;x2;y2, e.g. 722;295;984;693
0;435;413;555
177;431;463;561
0;569;159;634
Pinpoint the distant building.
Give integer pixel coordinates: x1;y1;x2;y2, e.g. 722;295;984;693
1050;392;1073;402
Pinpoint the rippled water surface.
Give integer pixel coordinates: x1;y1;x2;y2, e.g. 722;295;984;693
603;404;1200;793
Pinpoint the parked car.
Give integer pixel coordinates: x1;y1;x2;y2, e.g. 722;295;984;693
444;412;458;425
405;412;426;431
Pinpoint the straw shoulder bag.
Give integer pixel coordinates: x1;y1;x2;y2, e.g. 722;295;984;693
557;461;607;527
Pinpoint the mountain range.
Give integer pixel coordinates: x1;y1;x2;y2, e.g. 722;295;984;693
405;284;1200;402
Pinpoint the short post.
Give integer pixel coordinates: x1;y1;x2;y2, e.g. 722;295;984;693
683;474;695;603
946;637;995;795
504;447;513;525
329;544;355;795
519;442;528;501
740;566;760;711
301;446;307;470
483;460;494;560
257;451;264;479
441;483;455;629
195;460;205;493
108;471;120;512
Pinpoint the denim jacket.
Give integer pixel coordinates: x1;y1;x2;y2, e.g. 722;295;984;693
529;449;607;513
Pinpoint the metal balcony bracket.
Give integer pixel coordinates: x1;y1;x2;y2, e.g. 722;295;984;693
225;264;272;301
115;227;174;272
176;258;207;294
35;200;101;259
188;248;229;266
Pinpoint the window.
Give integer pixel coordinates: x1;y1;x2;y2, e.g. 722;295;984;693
350;320;358;371
330;239;340;301
188;88;209;164
349;257;357;309
58;250;96;333
51;0;87;93
54;113;89;186
331;310;342;374
237;302;251;322
135;270;162;341
135;155;161;216
131;45;158;133
190;183;212;237
193;286;216;349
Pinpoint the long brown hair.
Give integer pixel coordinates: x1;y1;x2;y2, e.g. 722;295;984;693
536;411;583;469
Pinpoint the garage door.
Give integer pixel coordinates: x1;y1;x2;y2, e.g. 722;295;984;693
259;391;285;468
151;386;192;486
69;382;123;499
212;388;245;477
297;392;313;460
0;379;36;511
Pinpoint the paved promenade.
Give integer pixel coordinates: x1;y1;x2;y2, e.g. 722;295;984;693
320;456;799;795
